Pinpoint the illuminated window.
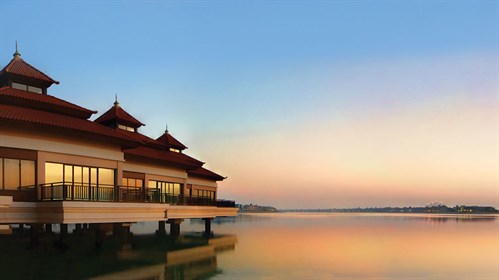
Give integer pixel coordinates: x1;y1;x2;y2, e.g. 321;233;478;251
122;178;143;188
4;159;20;190
191;188;216;199
169;148;181;153
45;162;63;183
149;180;181;195
20;160;35;187
118;124;135;132
0;160;2;190
0;158;36;190
98;168;114;186
45;162;114;186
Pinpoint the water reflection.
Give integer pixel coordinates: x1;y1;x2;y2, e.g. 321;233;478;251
208;213;499;279
0;224;237;280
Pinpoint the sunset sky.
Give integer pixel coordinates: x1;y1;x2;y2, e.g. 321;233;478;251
0;1;497;208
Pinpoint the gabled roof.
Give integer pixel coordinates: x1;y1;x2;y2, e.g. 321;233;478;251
94;102;144;128
0;87;96;119
123;146;203;170
0;104;139;148
157;130;187;150
0;55;59;85
188;167;225;181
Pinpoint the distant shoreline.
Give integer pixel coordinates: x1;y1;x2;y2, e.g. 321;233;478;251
238;204;499;214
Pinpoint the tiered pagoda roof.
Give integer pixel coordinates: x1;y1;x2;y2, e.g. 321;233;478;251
94;100;145;128
0;48;225;179
157;129;187;150
0;48;59;89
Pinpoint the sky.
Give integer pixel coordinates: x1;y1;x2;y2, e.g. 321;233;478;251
0;0;497;208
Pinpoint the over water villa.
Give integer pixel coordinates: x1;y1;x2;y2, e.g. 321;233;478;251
0;47;237;237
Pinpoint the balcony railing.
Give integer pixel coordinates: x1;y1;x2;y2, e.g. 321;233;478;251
40;182;115;202
33;182;236;207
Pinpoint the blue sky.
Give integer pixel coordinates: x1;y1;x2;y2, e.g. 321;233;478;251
0;1;497;208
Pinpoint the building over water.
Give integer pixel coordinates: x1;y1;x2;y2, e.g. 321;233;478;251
0;47;237;234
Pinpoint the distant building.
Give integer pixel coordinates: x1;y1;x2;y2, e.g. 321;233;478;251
0;47;236;226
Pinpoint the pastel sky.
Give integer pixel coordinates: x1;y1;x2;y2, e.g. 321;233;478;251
0;1;497;208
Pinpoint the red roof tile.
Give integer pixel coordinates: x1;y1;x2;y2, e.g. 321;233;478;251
0;104;138;147
157;131;187;150
124;146;203;169
94;104;144;128
114;129;166;149
0;56;59;85
0;87;96;119
188;167;225;181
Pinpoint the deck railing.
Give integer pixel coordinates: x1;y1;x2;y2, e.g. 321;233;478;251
40;182;115;201
34;182;236;207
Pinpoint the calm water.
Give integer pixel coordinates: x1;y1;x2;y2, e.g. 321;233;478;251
1;213;497;279
201;213;499;279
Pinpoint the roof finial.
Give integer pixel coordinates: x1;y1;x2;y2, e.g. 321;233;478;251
13;41;21;58
114;94;119;107
165;124;169;133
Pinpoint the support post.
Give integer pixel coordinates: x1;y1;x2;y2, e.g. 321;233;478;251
203;218;213;237
60;224;68;240
55;224;69;249
156;221;166;236
29;224;42;248
74;223;82;235
113;223;124;237
45;224;52;234
167;219;183;239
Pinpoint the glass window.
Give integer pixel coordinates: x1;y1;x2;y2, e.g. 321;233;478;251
90;168;98;186
12;82;27;91
45;163;63;184
20;160;35;187
148;180;156;189
27;86;42;94
129;179;136;187
4;159;20;190
0;159;3;190
74;166;82;185
99;168;114;186
82;167;89;184
172;183;180;195
118;124;135;132
136;179;143;187
64;165;72;184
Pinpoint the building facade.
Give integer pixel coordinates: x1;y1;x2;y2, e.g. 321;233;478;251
0;49;236;227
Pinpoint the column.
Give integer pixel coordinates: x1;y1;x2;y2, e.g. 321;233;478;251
167;219;183;239
203;218;213;237
45;223;52;234
156;221;167;236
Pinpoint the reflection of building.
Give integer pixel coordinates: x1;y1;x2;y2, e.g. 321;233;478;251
0;223;237;280
0;48;236;229
93;235;238;280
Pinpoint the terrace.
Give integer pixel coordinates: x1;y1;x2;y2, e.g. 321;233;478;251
11;183;236;208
